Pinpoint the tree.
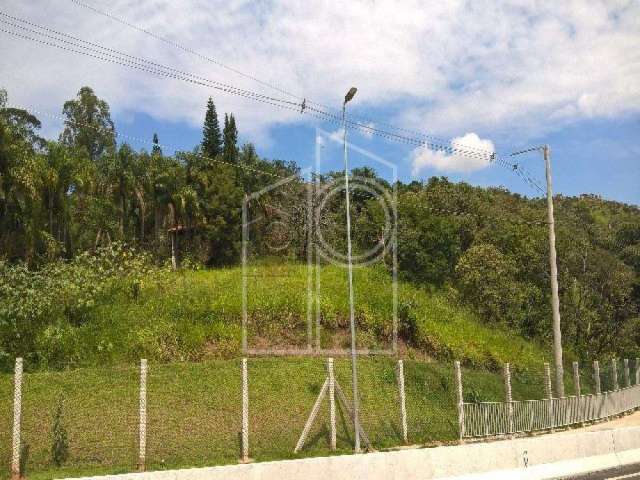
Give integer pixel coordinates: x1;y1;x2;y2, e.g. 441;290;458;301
202;98;222;159
222;113;238;165
456;243;529;329
152;133;162;157
60;87;115;161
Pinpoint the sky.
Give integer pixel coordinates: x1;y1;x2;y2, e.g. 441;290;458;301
0;0;639;204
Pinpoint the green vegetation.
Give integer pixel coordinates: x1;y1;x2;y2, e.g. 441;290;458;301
0;253;547;372
1;85;638;367
1;357;550;480
1;83;637;478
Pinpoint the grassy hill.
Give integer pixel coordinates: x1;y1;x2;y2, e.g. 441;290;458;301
47;262;549;372
0;262;568;479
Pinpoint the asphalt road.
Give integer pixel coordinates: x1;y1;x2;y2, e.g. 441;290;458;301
558;463;640;479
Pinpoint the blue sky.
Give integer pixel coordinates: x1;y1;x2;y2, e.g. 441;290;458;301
1;0;639;204
115;109;640;205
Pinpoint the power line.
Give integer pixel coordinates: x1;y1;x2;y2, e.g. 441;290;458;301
0;12;545;193
67;0;306;105
0;13;301;109
67;0;526;162
0;14;495;161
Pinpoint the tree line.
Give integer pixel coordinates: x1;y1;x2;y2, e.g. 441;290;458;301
1;85;638;361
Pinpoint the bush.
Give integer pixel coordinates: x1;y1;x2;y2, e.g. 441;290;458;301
51;396;69;467
0;243;168;370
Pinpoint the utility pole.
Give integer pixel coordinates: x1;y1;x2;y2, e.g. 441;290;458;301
544;145;564;397
342;86;361;452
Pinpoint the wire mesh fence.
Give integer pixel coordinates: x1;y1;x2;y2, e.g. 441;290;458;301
2;356;639;479
460;359;640;439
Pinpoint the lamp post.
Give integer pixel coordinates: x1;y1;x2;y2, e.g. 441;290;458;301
511;144;564;397
342;86;361;452
543;145;564;398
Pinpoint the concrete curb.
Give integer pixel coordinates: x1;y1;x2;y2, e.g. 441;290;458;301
65;426;640;480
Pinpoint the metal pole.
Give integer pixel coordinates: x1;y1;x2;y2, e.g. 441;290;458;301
241;195;248;353
624;359;630;388
612;358;619;391
572;361;581;397
343;102;360;453
503;363;514;436
544;145;564;398
454;361;464;442
170;231;177;271
11;358;23;480
636;358;640;386
544;362;554;431
138;359;148;472
397;360;408;444
241;358;249;462
328;358;336;450
593;360;601;395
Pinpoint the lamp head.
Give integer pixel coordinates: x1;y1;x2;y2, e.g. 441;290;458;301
344;87;358;104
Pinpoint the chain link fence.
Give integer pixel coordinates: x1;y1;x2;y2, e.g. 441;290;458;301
2;357;639;479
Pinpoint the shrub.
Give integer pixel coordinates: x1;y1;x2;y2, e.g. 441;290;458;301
51;396;69;467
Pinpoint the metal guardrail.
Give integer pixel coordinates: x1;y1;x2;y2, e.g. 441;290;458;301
462;384;640;438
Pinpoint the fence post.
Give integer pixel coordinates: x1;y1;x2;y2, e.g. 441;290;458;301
572;361;584;426
624;359;630;388
454;361;464;442
397;360;408;444
593;360;601;395
503;363;514;436
11;358;23;480
138;359;148;472
544;362;554;431
241;358;249;463
572;361;581;397
636;358;640;386
612;358;619;391
328;358;336;451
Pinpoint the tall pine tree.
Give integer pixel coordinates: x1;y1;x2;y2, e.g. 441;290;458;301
202;97;222;159
152;133;162;157
222;113;238;164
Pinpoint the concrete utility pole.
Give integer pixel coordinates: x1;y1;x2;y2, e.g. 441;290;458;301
544;145;565;398
342;86;361;452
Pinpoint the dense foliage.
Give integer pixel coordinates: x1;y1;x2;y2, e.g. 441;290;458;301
0;85;638;369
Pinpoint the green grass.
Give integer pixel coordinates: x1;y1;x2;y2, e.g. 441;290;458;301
0;357;550;480
60;262;549;372
0;262;562;478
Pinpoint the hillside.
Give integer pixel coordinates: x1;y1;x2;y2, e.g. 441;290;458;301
1;260;549;372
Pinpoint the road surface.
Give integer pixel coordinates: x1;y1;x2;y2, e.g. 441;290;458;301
558;463;640;479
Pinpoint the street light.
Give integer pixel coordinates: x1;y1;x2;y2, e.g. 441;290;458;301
510;145;564;397
543;145;564;398
342;86;361;452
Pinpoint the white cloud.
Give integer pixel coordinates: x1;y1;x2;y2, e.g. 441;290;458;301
411;133;494;176
0;0;638;148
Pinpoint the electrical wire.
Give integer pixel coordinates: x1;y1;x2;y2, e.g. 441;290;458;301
0;11;545;193
67;0;525;161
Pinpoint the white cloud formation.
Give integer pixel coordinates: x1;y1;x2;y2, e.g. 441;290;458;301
411;133;495;176
0;0;638;147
